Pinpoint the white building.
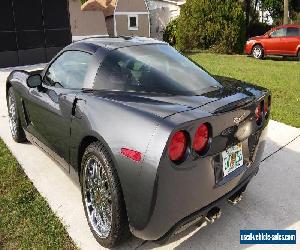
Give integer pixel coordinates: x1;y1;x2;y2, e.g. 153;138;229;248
147;0;185;40
259;10;273;25
255;4;273;25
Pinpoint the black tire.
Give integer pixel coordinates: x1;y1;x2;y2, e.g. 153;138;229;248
7;87;27;143
80;142;130;248
252;44;264;59
297;50;300;61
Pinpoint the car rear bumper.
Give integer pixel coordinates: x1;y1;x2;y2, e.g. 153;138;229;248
157;167;257;243
130;128;267;241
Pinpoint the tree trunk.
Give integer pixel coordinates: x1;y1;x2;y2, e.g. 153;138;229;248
254;0;259;11
284;0;289;24
245;0;251;38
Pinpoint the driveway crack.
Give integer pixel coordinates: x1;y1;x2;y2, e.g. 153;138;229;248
260;134;300;163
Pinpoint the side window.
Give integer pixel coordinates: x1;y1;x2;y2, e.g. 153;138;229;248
128;15;138;31
286;27;300;37
44;51;92;89
270;28;286;38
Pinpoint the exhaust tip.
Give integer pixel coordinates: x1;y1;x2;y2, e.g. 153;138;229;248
228;193;243;205
205;207;221;224
227;184;247;205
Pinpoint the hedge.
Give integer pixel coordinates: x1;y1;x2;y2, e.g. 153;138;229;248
164;0;246;54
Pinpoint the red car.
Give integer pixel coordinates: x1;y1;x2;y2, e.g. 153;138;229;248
245;24;300;59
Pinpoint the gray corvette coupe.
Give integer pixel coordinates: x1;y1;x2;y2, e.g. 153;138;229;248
6;37;270;247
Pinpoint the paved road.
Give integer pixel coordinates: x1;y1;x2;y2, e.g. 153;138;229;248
1;68;300;250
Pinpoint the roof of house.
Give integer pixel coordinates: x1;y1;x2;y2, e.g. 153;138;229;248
149;0;185;6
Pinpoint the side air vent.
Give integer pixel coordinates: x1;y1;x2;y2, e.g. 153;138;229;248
21;99;30;126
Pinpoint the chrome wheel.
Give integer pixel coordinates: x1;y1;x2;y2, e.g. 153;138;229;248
8;93;18;138
83;155;112;238
252;46;263;59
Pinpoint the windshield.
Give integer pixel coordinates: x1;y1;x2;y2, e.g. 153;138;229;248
93;44;221;95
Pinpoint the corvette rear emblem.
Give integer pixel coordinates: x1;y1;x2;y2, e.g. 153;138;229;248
234;113;246;124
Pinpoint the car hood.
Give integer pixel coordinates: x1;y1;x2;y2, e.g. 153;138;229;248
90;78;264;119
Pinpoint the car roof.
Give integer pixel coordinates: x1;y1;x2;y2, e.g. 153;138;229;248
68;36;166;52
273;24;300;29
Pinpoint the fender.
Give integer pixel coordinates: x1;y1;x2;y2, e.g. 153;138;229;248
69;93;167;229
296;44;300;56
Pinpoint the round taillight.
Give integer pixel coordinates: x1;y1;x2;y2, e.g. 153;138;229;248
169;131;187;162
255;104;262;124
193;123;209;153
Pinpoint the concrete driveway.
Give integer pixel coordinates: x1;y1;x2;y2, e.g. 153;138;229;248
0;68;300;250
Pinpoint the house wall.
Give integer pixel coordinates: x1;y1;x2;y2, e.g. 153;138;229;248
69;0;108;36
114;0;150;37
115;14;150;37
106;16;115;37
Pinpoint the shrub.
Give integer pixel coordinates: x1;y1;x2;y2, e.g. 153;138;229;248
175;0;246;54
163;18;179;46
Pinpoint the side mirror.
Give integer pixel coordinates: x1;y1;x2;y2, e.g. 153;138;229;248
27;74;42;88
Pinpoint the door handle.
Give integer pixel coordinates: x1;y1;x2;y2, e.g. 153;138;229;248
72;98;85;119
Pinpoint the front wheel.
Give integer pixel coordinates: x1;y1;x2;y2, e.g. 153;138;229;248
7;88;27;143
252;45;264;59
80;142;130;248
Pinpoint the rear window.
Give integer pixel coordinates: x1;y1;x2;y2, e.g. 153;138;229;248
93;44;220;95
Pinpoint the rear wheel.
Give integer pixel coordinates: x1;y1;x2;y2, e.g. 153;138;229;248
80;142;130;248
297;50;300;61
7;88;27;143
252;45;264;59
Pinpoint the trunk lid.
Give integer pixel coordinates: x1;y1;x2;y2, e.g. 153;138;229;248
92;79;261;119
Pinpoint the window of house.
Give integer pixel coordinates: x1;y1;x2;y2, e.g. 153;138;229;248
128;15;138;30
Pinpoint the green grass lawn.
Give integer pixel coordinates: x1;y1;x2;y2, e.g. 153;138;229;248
0;139;77;249
189;53;300;128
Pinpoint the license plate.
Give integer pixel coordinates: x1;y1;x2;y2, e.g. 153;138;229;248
222;143;243;176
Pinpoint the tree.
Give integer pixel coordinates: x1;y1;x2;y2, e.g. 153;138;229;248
242;0;262;37
284;0;289;24
175;0;245;53
245;0;251;36
260;0;299;24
